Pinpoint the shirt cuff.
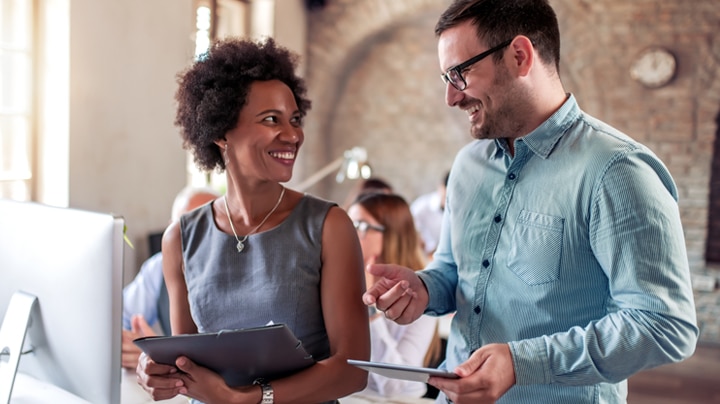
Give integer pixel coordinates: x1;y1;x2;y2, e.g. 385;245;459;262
508;338;552;385
417;271;453;316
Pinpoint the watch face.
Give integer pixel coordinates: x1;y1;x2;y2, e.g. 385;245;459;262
630;47;676;88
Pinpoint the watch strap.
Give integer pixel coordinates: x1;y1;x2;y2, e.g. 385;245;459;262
253;378;274;404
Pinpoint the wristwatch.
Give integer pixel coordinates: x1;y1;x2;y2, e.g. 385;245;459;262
253;378;274;404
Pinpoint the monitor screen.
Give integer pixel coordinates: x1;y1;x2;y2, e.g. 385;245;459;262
0;199;124;403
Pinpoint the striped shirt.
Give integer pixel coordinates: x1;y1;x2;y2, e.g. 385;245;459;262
420;94;698;403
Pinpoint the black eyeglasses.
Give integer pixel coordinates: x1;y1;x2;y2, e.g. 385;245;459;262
440;39;513;91
352;220;385;236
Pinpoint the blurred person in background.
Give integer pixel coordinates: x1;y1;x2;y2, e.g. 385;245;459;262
342;177;394;210
121;186;219;370
411;171;449;258
346;192;441;401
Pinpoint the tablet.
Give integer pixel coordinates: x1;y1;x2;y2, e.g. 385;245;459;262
347;359;459;383
134;324;314;386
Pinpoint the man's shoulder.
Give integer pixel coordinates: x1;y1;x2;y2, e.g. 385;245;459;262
145;251;164;265
138;252;164;276
122;252;164;296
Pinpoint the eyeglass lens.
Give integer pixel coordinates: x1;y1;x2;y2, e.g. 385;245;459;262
353;220;383;235
441;39;513;91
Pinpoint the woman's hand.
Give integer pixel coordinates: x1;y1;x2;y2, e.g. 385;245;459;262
174;356;260;404
136;352;186;401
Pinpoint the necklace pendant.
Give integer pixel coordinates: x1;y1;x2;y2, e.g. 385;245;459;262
224;186;284;255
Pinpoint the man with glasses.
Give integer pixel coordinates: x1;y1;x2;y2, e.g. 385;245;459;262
363;1;698;403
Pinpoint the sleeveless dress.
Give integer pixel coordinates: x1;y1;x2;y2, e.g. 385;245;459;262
180;194;338;403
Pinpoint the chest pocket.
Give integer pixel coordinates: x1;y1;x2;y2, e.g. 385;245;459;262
507;210;564;285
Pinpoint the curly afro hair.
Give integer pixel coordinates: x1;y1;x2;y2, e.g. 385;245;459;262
174;37;311;172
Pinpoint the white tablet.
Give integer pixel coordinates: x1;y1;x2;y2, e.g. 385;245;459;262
347;359;459;383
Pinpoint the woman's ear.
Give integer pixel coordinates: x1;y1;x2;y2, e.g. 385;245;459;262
213;138;228;150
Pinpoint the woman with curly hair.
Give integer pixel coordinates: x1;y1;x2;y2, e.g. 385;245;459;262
136;37;370;404
345;192;441;400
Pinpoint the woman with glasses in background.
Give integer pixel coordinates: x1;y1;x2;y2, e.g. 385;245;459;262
345;192;441;401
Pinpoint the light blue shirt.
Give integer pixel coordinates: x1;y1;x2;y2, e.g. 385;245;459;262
122;252;164;330
419;95;698;403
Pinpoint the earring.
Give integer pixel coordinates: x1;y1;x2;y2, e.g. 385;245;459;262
223;144;229;165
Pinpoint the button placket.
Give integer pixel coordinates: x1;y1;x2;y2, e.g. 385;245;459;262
469;144;529;348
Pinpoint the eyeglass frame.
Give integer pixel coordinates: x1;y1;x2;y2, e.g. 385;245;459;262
352;220;385;236
440;39;513;91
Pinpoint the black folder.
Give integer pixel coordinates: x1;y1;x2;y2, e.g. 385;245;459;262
133;324;315;386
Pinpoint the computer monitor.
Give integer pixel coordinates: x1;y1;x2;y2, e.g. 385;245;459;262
0;199;124;403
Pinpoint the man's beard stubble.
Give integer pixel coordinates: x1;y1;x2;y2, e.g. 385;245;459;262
469;64;529;141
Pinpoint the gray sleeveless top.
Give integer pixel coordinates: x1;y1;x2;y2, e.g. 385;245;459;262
180;194;335;364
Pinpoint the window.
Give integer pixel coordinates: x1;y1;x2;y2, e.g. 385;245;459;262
0;0;34;200
188;0;249;191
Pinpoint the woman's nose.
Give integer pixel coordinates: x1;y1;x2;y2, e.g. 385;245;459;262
280;126;303;144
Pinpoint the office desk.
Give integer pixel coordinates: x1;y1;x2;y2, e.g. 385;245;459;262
6;369;189;404
8;372;90;404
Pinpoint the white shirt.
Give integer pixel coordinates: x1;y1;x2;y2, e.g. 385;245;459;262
410;191;444;255
362;314;438;398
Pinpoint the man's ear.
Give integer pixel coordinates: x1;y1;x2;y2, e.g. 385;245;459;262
508;35;534;77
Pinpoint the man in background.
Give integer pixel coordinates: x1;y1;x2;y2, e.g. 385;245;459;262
411;171;449;258
121;186;219;369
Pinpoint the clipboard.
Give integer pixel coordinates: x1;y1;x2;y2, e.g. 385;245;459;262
347;359;459;383
134;324;314;386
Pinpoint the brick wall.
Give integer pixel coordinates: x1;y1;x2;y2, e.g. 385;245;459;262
298;0;720;341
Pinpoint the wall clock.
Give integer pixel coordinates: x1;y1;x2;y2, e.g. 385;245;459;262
629;46;677;89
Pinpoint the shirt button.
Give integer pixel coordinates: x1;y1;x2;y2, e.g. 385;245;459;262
482;259;490;267
474;306;481;314
494;215;502;223
508;173;516;180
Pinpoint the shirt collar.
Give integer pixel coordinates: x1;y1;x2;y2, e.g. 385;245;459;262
493;94;581;159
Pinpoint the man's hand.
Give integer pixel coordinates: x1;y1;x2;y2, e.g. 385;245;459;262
428;343;516;404
122;315;157;369
362;263;428;325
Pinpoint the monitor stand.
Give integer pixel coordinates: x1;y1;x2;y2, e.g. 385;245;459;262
0;291;38;404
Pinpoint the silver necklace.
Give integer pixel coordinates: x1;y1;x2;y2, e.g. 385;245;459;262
223;186;285;253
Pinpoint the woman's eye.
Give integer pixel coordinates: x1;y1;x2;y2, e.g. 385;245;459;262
291;115;304;127
263;116;278;123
